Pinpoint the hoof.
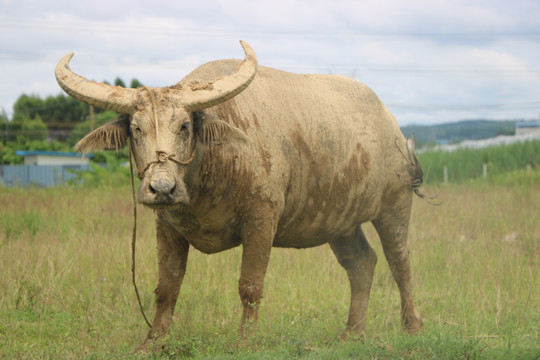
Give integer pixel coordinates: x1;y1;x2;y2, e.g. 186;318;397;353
404;315;423;334
133;340;149;354
340;326;366;342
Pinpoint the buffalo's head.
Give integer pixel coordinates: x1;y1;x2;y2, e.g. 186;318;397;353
55;41;257;208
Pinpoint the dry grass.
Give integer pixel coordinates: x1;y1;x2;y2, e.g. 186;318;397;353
0;176;538;359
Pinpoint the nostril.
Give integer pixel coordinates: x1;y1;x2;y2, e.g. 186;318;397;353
149;178;175;196
140;178;187;205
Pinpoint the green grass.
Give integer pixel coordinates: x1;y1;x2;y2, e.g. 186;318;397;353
418;139;540;184
1;172;539;359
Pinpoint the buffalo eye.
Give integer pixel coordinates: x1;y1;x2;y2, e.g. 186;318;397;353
181;121;191;132
130;123;142;135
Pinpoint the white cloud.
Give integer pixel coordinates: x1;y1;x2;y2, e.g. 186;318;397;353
0;0;539;124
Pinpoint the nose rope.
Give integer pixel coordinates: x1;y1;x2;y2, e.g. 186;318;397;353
136;149;196;180
135;87;196;180
128;144;152;329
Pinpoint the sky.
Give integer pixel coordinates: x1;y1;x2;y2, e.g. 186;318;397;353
1;0;539;126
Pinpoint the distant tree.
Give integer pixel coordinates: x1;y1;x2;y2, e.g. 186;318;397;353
12;93;88;141
8;78;129;143
13;94;43;120
4;111;47;142
130;78;144;88
114;77;126;87
0;109;8;144
7;111;26;142
0;142;21;164
46;94;91;123
20;114;48;141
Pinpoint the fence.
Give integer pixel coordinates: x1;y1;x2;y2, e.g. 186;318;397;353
439;163;534;183
0;165;90;188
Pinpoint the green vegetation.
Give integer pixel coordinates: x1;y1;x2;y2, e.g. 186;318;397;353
0;108;124;164
418;140;540;184
1;171;538;359
66;149;132;187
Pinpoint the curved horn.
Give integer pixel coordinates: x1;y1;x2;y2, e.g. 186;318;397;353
55;53;136;114
180;40;258;111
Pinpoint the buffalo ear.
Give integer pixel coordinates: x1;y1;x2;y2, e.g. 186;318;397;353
74;114;130;153
195;113;248;145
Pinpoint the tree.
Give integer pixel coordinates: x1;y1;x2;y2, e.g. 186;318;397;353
114;77;126;87
11;93;87;141
43;94;89;123
1;109;8;144
130;78;144;88
7;76;130;144
20;114;48;141
13;94;43;121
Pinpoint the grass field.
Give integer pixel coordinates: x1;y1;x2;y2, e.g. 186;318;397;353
0;171;539;359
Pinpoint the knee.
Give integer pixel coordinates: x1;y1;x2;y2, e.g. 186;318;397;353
238;280;263;306
154;284;174;307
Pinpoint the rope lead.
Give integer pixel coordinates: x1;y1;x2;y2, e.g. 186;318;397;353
129;146;152;329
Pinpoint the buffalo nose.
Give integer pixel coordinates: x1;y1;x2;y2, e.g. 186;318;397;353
149;178;176;197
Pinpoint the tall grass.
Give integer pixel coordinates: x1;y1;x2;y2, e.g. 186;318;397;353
418;139;540;184
0;173;539;359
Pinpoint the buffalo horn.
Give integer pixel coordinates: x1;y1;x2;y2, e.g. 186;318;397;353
55;53;136;114
178;40;258;112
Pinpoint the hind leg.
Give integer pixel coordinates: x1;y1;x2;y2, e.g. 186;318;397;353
329;226;377;338
372;193;422;333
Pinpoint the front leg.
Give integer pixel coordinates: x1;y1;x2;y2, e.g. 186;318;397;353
137;215;189;351
238;203;276;334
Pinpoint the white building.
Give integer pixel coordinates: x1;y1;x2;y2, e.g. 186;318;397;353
515;121;540;135
15;150;92;166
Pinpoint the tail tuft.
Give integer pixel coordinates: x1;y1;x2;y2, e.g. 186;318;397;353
398;134;441;205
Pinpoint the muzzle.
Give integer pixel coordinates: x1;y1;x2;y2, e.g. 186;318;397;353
135;149;196;207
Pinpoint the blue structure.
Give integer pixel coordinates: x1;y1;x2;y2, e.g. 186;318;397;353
0;151;94;187
516;121;540;128
0;164;91;187
515;121;540;135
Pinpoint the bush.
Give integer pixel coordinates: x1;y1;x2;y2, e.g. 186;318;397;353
66;150;133;187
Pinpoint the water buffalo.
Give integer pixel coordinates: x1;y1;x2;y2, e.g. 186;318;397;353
55;41;423;349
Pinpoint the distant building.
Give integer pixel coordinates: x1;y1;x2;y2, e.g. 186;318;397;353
0;151;94;187
515;121;540;135
15;150;92;166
